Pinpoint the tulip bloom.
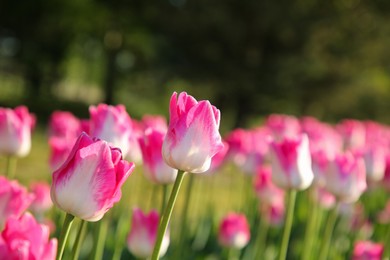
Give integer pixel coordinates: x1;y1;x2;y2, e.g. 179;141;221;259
51;132;134;221
0;176;34;229
29;182;53;216
0;212;57;259
0;106;35;157
139;128;178;184
127;208;169;258
89;104;133;157
352;241;384;260
48;137;75;171
269;134;314;190
324;152;366;203
162;92;224;173
253;166;285;205
266;114;301;141
218;213;250;249
49;111;81;139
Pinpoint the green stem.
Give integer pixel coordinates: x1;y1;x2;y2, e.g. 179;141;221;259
6;156;17;179
161;184;168;214
383;223;390;259
178;174;194;247
112;212;129;260
92;218;109;260
151;170;186;260
254;216;269;259
318;203;339;260
57;213;75;260
71;220;87;260
228;247;240;260
278;189;297;260
302;190;318;260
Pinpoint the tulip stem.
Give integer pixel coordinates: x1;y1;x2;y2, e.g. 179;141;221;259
6;156;17;179
254;216;269;259
151;170;186;260
302;190;318;260
177;174;194;252
57;213;75;260
278;189;297;260
318;203;339;260
161;184;168;214
92;218;109;260
111;210;129;260
71;220;87;260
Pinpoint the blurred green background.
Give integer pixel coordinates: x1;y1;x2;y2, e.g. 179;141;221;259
1;0;390;130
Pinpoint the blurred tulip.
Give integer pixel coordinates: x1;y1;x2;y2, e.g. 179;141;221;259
260;197;285;227
162;92;224;173
324;152;366;203
377;200;390;224
141;115;168;133
362;142;387;182
127;208;169;258
89;104;133;156
253;166;285;205
0;212;57;259
269;134;314;190
139;128;177;184
206;140;229;173
51;132;134;221
29;182;53;216
337;119;366;150
126;118;143;164
218;213;250;249
48;111;81;139
352;241;384;260
312;186;336;209
0;106;35;157
266;114;301;141
0;176;34;229
48;137;75;171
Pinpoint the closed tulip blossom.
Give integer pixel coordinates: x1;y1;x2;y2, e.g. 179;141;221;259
48;111;81;139
253;166;285;204
0;212;57;259
266;114;301;141
0;106;35;157
0;176;34;229
362;142;387;182
127;208;169;258
89;104;133;157
269;134;314;190
324;152;366;203
352;241;384;260
218;213;250;249
139;128;178;184
29;182;53;217
51;132;135;221
162;92;224;173
48;137;75;171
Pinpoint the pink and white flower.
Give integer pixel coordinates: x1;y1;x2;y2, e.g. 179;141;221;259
324;152;366;203
48;111;81;139
0;176;34;229
138;128;178;184
253;166;285;205
269;134;314;190
51;132;134;222
218;213;250;249
0;212;57;260
162;92;224;173
259;197;285;227
352;240;384;260
266;114;301;141
29;182;53;216
0;106;35;157
337;119;366;150
89;104;133;156
127;208;169;258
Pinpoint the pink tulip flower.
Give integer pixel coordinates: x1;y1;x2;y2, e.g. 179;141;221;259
48;137;76;171
269;134;314;190
48;111;81;139
89;104;133;157
312;186;336;209
29;182;53;216
218;213;250;249
141;115;168;133
162;92;224;173
324;152;366;203
352;241;384;260
0;106;35;157
253;166;285;205
138;128;178;184
362;142;387;182
0;176;34;229
382;155;390;191
126;118;143;164
260;197;285;227
337;119;366;150
0;212;57;259
265;114;301;141
51;132;135;221
206;140;229;173
127;208;169;258
377;200;390;224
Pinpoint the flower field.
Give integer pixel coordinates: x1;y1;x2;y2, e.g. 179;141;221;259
0;92;388;260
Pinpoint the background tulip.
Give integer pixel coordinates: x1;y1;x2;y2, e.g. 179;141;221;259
0;106;35;157
51;132;134;221
127;208;169;258
352;240;384;260
218;212;250;249
0;212;57;260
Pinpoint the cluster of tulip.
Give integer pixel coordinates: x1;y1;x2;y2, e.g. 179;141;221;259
0;92;388;259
